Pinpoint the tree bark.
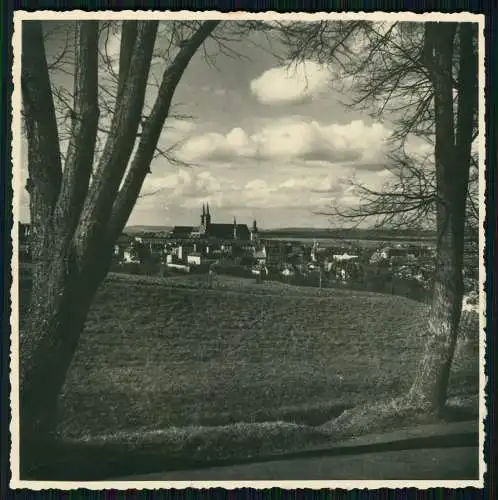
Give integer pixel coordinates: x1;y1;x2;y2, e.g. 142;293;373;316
20;20;220;472
19;21;102;469
409;22;477;411
20;256;98;455
74;21;159;269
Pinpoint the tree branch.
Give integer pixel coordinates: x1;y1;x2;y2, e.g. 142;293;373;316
107;20;220;242
116;21;138;101
21;20;63;221
74;21;159;263
54;21;100;240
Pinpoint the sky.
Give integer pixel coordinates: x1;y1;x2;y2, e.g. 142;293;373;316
18;20;430;230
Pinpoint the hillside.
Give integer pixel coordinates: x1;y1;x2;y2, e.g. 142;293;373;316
260;227;437;241
30;274;477;440
122;225;437;240
124;225;172;234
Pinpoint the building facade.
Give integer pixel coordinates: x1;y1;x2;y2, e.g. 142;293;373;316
171;203;258;242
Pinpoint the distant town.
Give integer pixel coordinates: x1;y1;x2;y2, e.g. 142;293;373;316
18;202;479;308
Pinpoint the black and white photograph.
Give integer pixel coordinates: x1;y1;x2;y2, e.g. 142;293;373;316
11;11;485;488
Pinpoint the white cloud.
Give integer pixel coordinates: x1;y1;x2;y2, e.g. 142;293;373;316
140;168;226;206
159;117;197;146
135;157;396;216
245;179;269;191
250;61;331;105
141;168;192;194
195;171;221;193
226;178;342;210
178;117;391;168
251;61;332;105
404;137;434;159
279;176;343;194
178;133;234;162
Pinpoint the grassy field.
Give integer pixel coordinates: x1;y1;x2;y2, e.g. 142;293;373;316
23;273;477;440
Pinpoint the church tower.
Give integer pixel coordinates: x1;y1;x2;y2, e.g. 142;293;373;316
201;203;206;226
251;219;258;241
233;216;237;240
205;203;212;227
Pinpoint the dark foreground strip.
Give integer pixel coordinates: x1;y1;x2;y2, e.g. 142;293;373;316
24;431;478;481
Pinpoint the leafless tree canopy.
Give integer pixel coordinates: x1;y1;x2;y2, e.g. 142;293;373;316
277;21;479;234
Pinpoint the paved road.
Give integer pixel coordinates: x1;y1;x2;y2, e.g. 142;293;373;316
119;446;479;481
115;422;480;481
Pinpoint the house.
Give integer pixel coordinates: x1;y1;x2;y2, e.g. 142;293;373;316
252;263;269;276
166;253;177;264
332;252;359;262
114;234;133;261
265;242;287;264
310;241;328;263
287;250;304;267
176;244;195;261
220;242;233;254
239;241;255;253
253;245;267;265
134;234;168;255
310;240;319;262
281;267;295;277
370;246;390;263
169;226;194;239
123;248;140;264
166;262;191;272
187;252;202;266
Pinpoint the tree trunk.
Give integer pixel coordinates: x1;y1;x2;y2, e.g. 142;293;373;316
20;252;94;464
409;22;477;411
20;21;103;463
19;21;220;474
20;236;116;474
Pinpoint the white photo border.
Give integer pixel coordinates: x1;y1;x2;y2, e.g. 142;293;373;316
10;9;487;490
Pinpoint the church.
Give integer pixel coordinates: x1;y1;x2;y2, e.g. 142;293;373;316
170;203;258;241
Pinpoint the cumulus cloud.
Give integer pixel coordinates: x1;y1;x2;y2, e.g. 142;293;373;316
158;117;197;146
136;158;394;216
140;167;227;206
178;117;391;168
279;176;343;194
141;168;192;194
222;176;348;211
250;61;331;105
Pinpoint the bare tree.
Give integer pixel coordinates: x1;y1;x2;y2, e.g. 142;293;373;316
329;150;438;230
409;22;477;409
329;150;478;241
278;20;479;412
20;19;219;462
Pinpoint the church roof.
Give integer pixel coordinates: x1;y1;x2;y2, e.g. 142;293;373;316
170;225;194;235
207;223;250;239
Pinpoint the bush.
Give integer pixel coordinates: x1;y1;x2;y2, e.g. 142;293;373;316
211;263;251;278
111;263;141;275
140;258;161;276
110;259;162;277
